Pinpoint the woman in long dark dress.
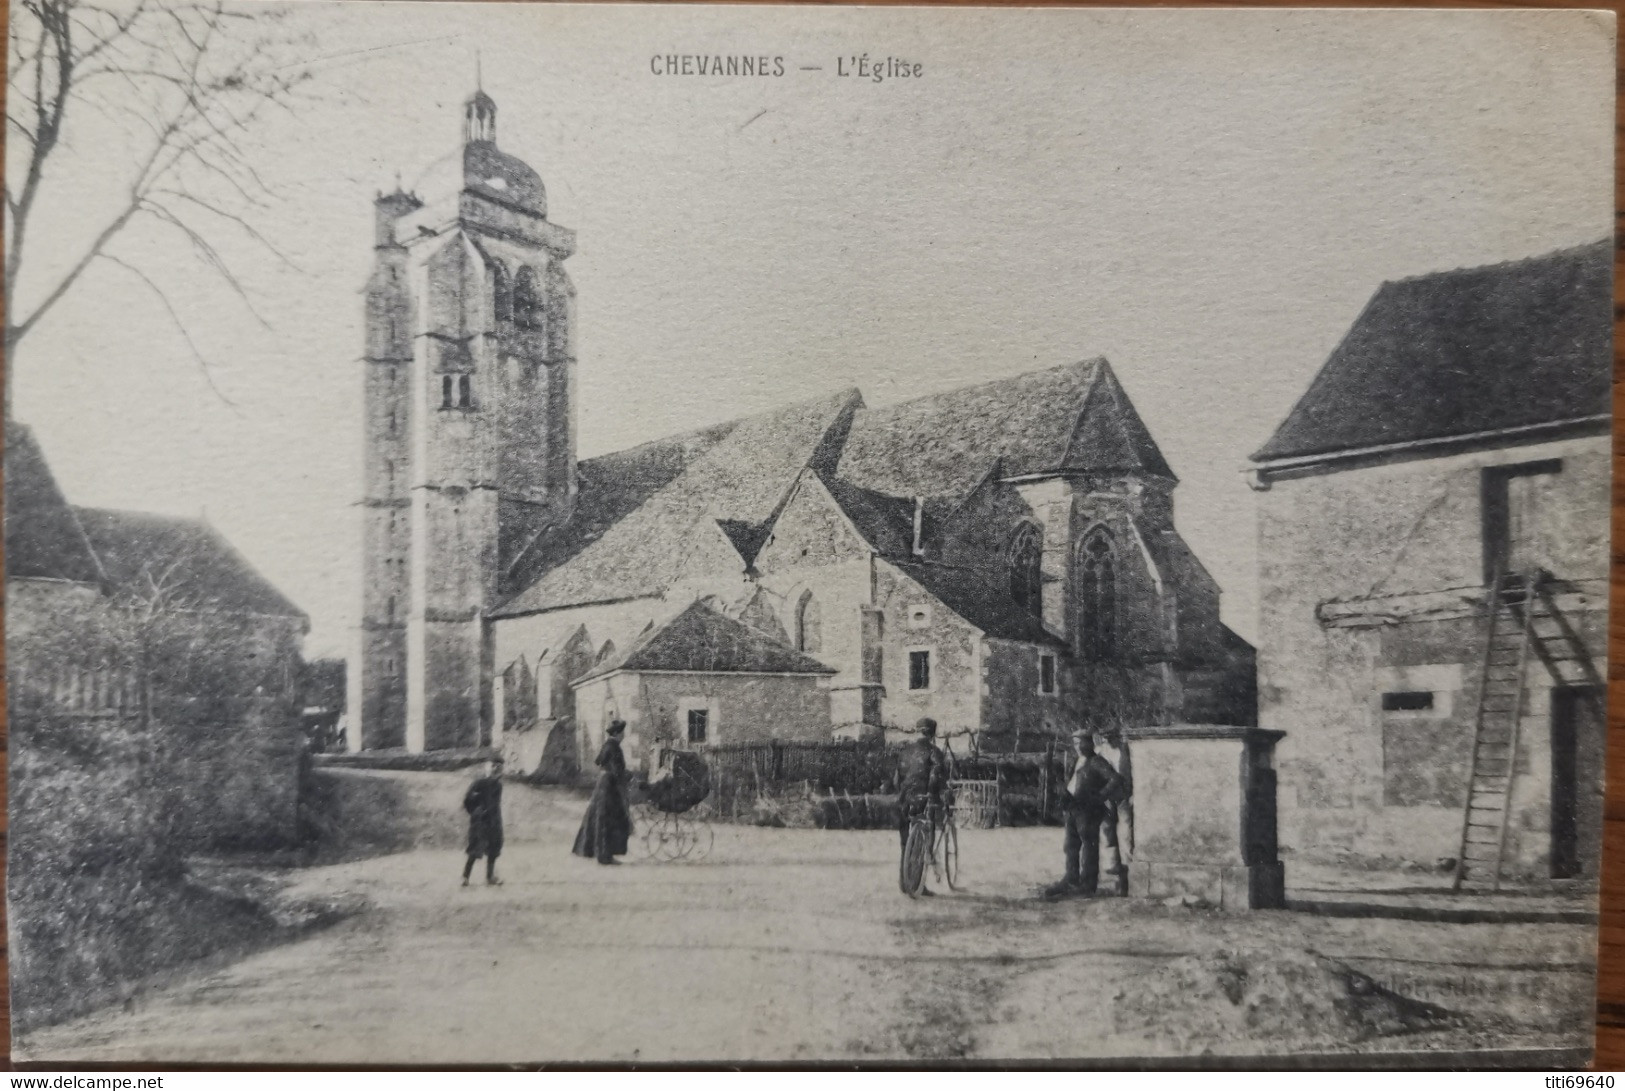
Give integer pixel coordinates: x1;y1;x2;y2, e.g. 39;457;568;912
572;720;632;864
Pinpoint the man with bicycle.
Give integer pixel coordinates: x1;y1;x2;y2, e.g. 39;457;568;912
897;716;951;895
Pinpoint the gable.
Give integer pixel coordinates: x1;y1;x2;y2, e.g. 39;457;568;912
1064;364;1176;480
754;472;877;573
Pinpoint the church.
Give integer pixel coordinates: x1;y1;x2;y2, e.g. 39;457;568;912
350;90;1255;770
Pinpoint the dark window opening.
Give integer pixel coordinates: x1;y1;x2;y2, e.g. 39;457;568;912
1039;654;1057;695
687;708;709;744
458;374;472;409
493;264;513;325
1382;691;1434;712
796;591;822;654
1079;531;1117;661
441;375;455;409
908;650;931;692
387;596;396;622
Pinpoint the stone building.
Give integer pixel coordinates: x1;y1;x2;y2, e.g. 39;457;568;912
356;91;1255;768
1250;241;1610;882
6;423;310;847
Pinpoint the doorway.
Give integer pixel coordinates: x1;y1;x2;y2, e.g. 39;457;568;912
1481;459;1562;582
1550;685;1605;879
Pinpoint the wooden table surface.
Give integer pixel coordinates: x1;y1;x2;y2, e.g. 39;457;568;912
1;0;1624;1070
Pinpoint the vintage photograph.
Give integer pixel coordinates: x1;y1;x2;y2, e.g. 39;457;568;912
4;2;1613;1066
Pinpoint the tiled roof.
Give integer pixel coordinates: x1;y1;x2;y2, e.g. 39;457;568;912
820;474;922;558
835;358;1174;499
579;599;836;681
493;388;862;617
1254;240;1613;463
4;423;104;586
74;507;307;620
888;560;1066;647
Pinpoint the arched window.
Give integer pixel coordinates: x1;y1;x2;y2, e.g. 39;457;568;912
492;263;513;325
457;374;472;409
795;591;822;654
595;640;617;665
1078;530;1117;661
514;266;543;331
1008;523;1043;617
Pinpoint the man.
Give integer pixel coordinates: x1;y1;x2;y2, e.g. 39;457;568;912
1045;729;1125;898
897;716;951;895
462;758;505;887
1101;730;1134;896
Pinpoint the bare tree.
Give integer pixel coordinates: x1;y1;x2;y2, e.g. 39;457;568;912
5;0;311;413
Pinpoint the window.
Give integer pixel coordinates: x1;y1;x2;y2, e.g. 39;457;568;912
457;374;472;409
514;266;543;331
492;263;513;325
1078;530;1117;661
1481;459;1562;583
1039;653;1057;696
387;406;397;436
441;375;455;409
1009;523;1044;617
687;708;709;744
1382;691;1434;712
795;591;822;653
387;596;396;622
908;649;932;692
906;605;932;630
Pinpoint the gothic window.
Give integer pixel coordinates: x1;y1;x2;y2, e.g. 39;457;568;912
441;375;455;409
492;263;513;325
1008;523;1043;616
1078;531;1118;661
457;374;472;409
795;591;822;654
514;266;543;331
596;640;617;665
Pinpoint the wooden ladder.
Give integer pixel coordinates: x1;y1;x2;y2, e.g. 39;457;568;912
1452;569;1536;893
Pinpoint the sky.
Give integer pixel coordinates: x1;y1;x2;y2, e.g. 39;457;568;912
11;3;1614;658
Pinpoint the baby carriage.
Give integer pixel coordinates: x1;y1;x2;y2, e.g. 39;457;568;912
632;747;714;861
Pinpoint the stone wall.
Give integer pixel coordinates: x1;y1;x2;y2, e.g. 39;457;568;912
1256;434;1609;871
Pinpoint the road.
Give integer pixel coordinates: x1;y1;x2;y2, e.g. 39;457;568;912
17;789;1597;1064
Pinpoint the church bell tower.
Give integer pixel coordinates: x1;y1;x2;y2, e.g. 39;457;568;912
352;89;578;753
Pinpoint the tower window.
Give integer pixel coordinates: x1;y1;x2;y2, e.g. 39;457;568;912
493;263;513;325
387;596;396;622
458;374;472;409
442;375;455;409
514;266;543;331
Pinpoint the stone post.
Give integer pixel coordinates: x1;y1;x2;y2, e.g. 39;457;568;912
1125;723;1286;910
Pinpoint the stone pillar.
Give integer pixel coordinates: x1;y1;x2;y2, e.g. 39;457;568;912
1125;723;1286;910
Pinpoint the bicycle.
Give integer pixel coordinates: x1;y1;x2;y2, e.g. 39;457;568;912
899;793;959;897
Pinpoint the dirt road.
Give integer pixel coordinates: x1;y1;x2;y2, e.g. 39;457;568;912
17;788;1597;1064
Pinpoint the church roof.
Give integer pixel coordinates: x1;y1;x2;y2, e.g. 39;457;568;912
888;560;1067;647
835;358;1174;499
4;423;104;586
74;507;307;621
1254;240;1613;463
578;599;836;681
493;388;862;617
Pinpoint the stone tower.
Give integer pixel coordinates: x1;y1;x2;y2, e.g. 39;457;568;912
353;89;577;752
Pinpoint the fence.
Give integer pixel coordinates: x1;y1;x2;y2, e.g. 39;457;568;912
696;738;1070;827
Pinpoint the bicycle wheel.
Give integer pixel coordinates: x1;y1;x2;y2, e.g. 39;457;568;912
939;817;960;890
899;820;929;897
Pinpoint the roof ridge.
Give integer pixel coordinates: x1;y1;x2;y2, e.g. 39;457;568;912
1383;238;1610;288
858;358;1105;417
581;384;862;468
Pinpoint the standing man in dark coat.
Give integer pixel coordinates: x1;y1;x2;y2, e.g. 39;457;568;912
1044;729;1126;898
896;717;951;894
462;759;505;887
573;720;633;865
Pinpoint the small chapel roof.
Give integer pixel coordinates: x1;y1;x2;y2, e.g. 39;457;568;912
835;358;1175;500
74;507;307;621
578;599;836;681
1253;240;1613;464
4;423;104;586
